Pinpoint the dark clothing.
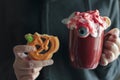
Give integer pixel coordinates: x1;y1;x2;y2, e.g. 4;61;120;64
0;0;120;80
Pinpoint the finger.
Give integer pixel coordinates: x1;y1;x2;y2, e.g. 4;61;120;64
20;76;34;80
13;45;35;60
20;72;40;80
13;45;35;54
20;74;37;80
31;68;42;73
29;59;54;68
32;72;40;80
100;54;108;66
107;34;117;42
13;59;32;69
14;67;42;75
104;41;119;54
105;28;120;37
103;49;115;62
13;57;53;69
14;67;41;80
108;35;120;50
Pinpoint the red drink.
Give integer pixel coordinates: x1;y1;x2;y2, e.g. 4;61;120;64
69;29;104;69
62;10;111;69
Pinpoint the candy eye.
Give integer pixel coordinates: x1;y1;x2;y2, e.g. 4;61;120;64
78;27;89;37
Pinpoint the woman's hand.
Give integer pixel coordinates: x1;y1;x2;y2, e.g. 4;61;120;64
13;45;53;80
100;28;120;66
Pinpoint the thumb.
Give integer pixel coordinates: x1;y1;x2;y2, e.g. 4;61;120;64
13;45;35;61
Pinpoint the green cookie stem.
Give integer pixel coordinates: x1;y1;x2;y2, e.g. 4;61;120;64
25;33;34;43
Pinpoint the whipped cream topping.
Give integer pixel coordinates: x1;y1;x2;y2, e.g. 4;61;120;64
62;10;111;37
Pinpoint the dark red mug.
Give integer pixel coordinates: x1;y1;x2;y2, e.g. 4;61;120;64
69;28;104;69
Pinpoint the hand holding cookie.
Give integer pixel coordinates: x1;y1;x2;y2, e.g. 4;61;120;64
13;32;59;80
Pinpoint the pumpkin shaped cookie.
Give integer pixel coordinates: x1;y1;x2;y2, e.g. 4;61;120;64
25;32;59;60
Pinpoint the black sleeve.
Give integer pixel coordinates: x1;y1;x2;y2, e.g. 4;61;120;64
95;56;120;80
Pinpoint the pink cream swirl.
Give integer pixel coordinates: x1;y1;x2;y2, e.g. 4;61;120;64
62;10;111;37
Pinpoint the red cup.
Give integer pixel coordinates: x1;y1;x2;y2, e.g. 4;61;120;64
69;28;104;69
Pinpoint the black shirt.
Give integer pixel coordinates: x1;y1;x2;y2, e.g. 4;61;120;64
0;0;120;80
